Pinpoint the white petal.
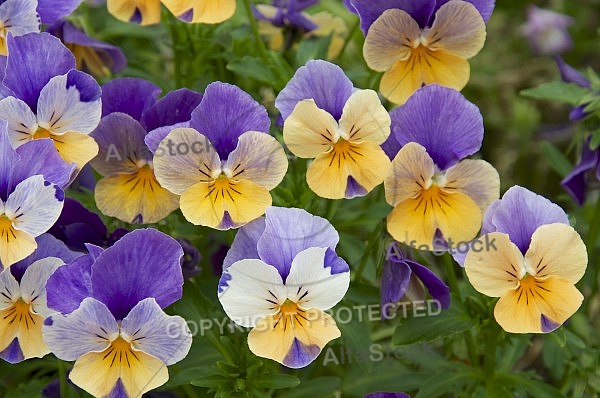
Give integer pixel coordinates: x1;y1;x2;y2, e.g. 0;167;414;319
19;257;63;316
218;259;286;328
285;247;350;310
5;175;64;237
0;96;37;147
0;267;20;309
121;298;191;365
0;0;40;36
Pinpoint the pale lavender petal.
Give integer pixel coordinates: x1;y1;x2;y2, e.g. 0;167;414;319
275;59;353;121
46;253;93;314
3;33;74;112
0;124;19;200
36;0;83;25
390;85;483;170
42;297;117;361
90;229;184;320
481;186;569;253
121;298;191;365
222;216;265;269
144;121;189;153
141;88;202;132
189;82;270;159
101;77;161;120
257;207;339;280
561;142;598;205
13;138;75;189
435;0;494;23
350;0;435;33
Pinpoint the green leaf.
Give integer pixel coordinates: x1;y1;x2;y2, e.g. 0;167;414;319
520;81;589;106
227;56;277;87
541;141;573;177
494;373;564;398
281;377;340;398
253;374;300;389
414;370;482;398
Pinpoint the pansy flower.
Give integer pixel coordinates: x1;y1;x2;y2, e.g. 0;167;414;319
218;207;350;368
349;0;494;104
275;59;391;199
381;242;449;319
0;32;101;171
0;233;79;363
46;20;127;78
384;85;499;250
43;229;192;397
0;126;73;267
521;6;573;56
0;0;40;55
107;0;236;25
151;82;288;230
91;78;202;224
36;0;83;25
464;186;587;333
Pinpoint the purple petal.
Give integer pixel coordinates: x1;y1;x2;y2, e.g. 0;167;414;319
541;314;560;333
324;247;350;274
90;229;184;320
36;0;83;25
47;198;109;251
283;338;321;368
0;339;24;364
364;393;411;398
569;105;588;121
190;82;270;159
65;69;101;102
381;132;402;160
555;56;590;88
482;186;569;253
101;77;161;120
46;253;94;314
141;88;202;132
350;0;435;33
222;216;266;269
435;0;494;23
275;59;353;121
257;207;339;280
561;141;598;205
407;260;450;309
13;138;75;189
380;256;411;319
106;380;127;398
144;121;189;153
3;32;74;112
390;85;483;170
0;123;19;200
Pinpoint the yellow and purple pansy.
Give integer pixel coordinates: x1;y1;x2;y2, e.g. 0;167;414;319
107;0;236;25
347;0;495;104
0;234;79;363
383;84;499;250
43;229;192;397
0;32;101;172
275;59;391;199
464;186;587;333
90;78;202;224
150;82;288;230
218;207;350;368
0;126;74;268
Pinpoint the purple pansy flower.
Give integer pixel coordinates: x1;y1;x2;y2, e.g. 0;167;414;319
43;229;192;397
90;78;202;224
254;0;319;32
0;0;40;55
150;82;288;230
365;393;411;398
521;6;573;56
381;242;450;320
0;32;101;172
0;233;79;363
36;0;83;25
561;137;600;206
218;207;350;368
46;20;127;78
0;125;73;267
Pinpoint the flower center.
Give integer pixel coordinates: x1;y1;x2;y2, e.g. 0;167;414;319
515;275;541;306
329;139;362;168
274;299;307;331
2;299;37;330
0;215;16;243
33;127;53;140
101;336;139;368
207;175;242;202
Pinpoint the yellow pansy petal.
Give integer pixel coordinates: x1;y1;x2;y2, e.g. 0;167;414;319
94;167;180;224
420;49;471;91
163;0;236;24
425;0;486;58
464;232;525;297
283;99;338;158
69;339;168;397
224;131;288;190
387;189;481;249
107;0;161;25
443;159;500;213
494;276;583;334
308;11;347;59
307;141;391;199
379;59;426;105
51;132;99;170
525;223;587;283
0;306;20;351
180;179;272;229
363;8;420;72
0;221;37;268
338;90;390;144
16;311;48;359
384;142;435;206
248;308;340;368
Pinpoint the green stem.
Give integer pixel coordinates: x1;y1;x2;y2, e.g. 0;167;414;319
586;197;600;259
336;18;359;60
242;0;269;60
168;18;183;88
58;360;68;398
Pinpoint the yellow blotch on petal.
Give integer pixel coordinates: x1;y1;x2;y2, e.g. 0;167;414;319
32;128;98;170
180;177;272;229
0;299;48;359
95;165;180;224
162;0;236;24
0;216;37;268
70;336;168;397
107;0;162;25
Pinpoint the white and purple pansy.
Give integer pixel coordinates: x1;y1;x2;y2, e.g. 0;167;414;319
218;207;350;368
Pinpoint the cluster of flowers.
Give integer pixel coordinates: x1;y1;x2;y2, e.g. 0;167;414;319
0;0;590;397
